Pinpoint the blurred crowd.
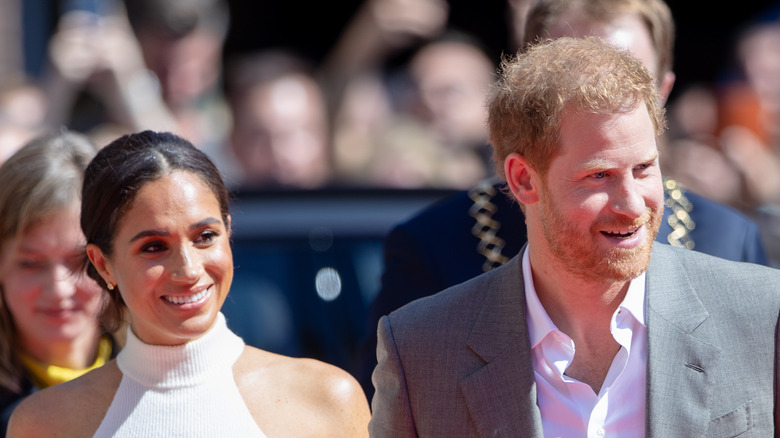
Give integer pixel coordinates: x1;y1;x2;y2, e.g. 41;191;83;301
1;0;780;254
661;3;780;262
0;0;498;191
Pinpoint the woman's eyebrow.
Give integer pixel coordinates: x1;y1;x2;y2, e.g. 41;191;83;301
128;217;222;243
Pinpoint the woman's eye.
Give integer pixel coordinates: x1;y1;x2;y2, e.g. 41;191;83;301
18;260;46;270
196;231;219;246
141;242;167;253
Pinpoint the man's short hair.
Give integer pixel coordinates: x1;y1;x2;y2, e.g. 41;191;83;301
487;36;666;178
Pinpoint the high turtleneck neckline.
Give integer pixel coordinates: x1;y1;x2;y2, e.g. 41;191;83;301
117;312;244;388
95;312;267;437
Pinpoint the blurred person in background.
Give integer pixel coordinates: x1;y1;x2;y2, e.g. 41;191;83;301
722;14;780;266
406;33;495;165
320;0;534;189
717;15;780;209
123;0;232;161
663;83;746;208
0;78;47;164
330;31;496;189
42;0;177;144
0;132;117;436
224;50;332;189
320;0;449;118
665;15;780;213
40;0;229;164
323;0;490;189
663;5;780;264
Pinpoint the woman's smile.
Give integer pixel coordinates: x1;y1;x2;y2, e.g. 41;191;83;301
162;285;213;306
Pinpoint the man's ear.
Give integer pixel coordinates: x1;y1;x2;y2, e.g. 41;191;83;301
658;71;676;106
86;243;115;287
505;152;540;205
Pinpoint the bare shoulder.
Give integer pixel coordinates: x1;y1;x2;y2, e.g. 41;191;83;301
235;346;370;438
8;360;122;437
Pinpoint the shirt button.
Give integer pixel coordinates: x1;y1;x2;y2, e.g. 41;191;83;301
596;428;605;437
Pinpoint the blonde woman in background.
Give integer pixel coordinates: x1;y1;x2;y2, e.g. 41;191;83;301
0;132;116;437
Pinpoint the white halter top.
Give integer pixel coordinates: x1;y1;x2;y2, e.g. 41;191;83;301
93;313;267;437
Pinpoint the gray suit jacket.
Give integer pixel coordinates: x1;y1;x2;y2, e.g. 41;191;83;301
369;244;780;437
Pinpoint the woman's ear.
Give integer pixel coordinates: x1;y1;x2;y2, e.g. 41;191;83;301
86;243;115;287
504;152;540;205
225;214;232;237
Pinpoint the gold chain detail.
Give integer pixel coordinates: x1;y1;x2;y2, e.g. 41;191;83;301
469;178;510;272
664;178;696;249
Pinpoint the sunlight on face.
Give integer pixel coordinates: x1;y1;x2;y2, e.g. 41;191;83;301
102;170;233;346
535;105;663;282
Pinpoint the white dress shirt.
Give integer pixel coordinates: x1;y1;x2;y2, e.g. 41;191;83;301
522;248;647;438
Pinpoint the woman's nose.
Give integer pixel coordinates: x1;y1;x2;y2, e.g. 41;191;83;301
170;245;204;283
47;263;78;298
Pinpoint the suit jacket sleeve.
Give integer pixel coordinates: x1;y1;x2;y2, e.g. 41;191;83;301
369;315;418;438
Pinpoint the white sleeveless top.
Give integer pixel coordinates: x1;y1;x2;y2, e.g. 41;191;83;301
93;313;267;437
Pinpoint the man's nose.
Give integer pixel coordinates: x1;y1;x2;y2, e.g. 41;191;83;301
609;176;645;218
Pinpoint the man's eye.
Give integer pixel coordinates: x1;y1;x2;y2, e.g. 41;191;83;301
591;171;606;179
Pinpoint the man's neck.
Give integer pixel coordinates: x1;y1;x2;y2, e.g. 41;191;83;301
529;248;629;325
528;248;631;393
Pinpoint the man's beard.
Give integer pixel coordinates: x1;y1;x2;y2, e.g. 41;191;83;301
538;186;662;282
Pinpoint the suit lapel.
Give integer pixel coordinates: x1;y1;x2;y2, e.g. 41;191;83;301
456;244;720;437
645;245;720;437
459;250;544;437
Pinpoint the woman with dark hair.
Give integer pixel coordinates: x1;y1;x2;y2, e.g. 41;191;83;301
7;131;370;437
0;132;115;437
